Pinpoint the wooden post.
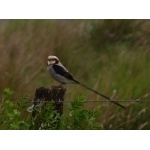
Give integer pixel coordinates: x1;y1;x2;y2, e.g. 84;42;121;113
31;86;66;129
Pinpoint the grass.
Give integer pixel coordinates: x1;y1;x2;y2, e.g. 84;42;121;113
0;19;150;129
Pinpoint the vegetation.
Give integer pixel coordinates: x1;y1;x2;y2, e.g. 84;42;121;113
0;88;102;130
0;20;150;129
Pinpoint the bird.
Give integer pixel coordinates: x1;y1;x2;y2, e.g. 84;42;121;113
47;55;125;109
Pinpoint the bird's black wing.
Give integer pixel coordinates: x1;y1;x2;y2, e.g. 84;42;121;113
53;64;79;83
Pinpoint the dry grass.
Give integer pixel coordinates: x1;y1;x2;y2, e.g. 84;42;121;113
0;19;150;129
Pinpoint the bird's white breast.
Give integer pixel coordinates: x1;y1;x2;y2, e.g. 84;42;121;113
47;65;74;84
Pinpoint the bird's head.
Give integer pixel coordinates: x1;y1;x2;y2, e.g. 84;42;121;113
47;55;59;65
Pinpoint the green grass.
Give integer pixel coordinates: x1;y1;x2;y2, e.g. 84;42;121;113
0;20;150;129
0;88;102;130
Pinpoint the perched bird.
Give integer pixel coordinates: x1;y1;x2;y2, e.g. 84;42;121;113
47;55;125;109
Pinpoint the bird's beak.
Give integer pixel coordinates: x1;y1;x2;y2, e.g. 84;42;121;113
47;60;50;66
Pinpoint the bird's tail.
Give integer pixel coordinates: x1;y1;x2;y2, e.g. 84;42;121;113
75;81;125;109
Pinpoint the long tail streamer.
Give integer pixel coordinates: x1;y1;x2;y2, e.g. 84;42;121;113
78;82;126;109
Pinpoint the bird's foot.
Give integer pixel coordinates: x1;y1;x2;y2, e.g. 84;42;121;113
58;83;65;87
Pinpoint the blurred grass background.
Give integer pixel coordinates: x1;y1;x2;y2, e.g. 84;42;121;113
0;19;150;129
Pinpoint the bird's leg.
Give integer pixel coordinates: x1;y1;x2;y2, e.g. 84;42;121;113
58;83;65;87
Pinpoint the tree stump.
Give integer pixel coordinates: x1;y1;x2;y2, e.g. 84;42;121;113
30;86;66;129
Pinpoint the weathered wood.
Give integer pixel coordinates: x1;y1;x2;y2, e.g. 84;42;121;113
31;86;66;129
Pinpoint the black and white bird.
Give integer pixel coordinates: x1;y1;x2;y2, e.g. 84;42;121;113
47;55;125;109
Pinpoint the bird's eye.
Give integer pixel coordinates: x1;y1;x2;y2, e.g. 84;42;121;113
49;58;56;61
